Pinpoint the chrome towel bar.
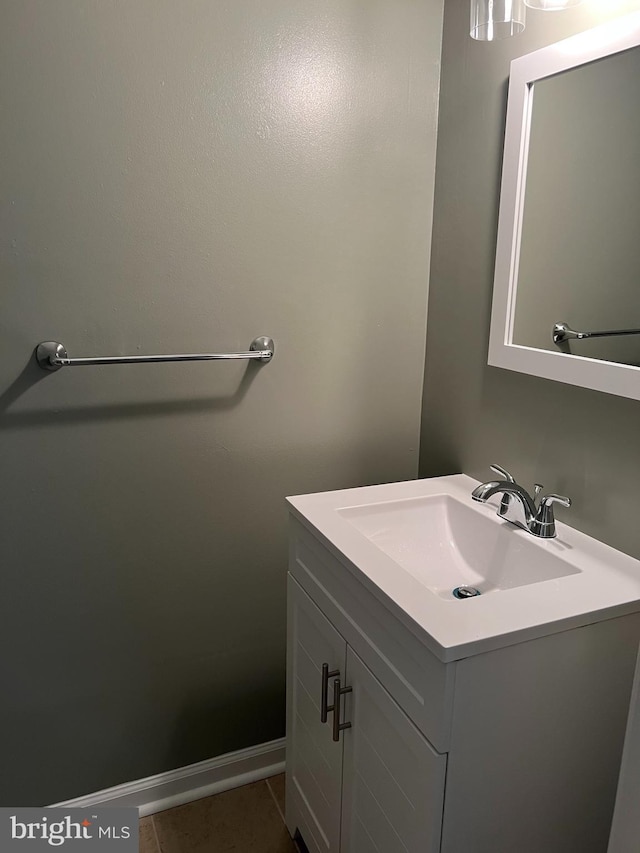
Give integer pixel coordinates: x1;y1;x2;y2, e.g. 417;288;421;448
35;336;274;371
553;322;640;345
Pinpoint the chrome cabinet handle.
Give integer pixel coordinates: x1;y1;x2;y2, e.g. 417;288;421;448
332;678;352;742
321;663;339;723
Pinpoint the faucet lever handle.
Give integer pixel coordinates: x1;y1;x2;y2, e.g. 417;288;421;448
540;494;572;509
534;483;544;503
490;464;515;483
532;494;572;539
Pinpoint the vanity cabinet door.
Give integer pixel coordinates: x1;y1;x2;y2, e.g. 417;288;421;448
286;576;347;853
340;647;447;853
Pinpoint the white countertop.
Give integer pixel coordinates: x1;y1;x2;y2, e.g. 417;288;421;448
287;474;640;662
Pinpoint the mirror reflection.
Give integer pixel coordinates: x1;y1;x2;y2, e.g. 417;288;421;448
511;45;640;366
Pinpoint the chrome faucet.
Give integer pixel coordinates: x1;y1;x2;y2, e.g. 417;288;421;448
471;464;571;539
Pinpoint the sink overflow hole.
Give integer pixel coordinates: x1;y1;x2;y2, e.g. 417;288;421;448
452;586;481;599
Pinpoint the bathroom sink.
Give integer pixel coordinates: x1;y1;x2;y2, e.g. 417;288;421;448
337;494;580;600
287;474;640;660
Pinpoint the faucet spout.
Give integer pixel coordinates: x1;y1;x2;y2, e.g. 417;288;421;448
473;481;537;531
470;465;570;539
471;480;502;502
474;481;536;515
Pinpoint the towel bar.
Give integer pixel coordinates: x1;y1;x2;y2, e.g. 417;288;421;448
553;323;640;345
35;337;274;371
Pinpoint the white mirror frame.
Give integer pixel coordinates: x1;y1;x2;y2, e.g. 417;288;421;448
488;12;640;401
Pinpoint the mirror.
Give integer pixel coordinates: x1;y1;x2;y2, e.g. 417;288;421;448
488;12;640;400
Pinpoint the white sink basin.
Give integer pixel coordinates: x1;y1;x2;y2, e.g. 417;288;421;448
338;494;580;600
287;474;640;660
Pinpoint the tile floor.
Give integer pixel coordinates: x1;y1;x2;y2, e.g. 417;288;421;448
139;774;300;853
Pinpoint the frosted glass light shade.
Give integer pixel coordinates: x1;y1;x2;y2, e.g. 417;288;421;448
470;0;526;41
525;0;583;8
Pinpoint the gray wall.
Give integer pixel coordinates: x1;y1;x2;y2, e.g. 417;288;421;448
0;0;443;804
421;0;640;559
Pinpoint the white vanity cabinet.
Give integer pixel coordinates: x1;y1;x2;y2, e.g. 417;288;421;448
286;516;640;853
287;576;446;853
286;575;345;853
340;646;446;853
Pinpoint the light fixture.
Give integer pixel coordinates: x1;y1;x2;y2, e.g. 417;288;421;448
524;0;583;8
470;0;527;41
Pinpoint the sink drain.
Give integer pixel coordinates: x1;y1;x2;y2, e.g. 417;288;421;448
452;586;481;599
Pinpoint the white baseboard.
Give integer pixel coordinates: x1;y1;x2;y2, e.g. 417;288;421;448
50;738;286;817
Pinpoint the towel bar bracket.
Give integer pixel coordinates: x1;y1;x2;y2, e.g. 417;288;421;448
36;342;68;371
35;336;274;371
